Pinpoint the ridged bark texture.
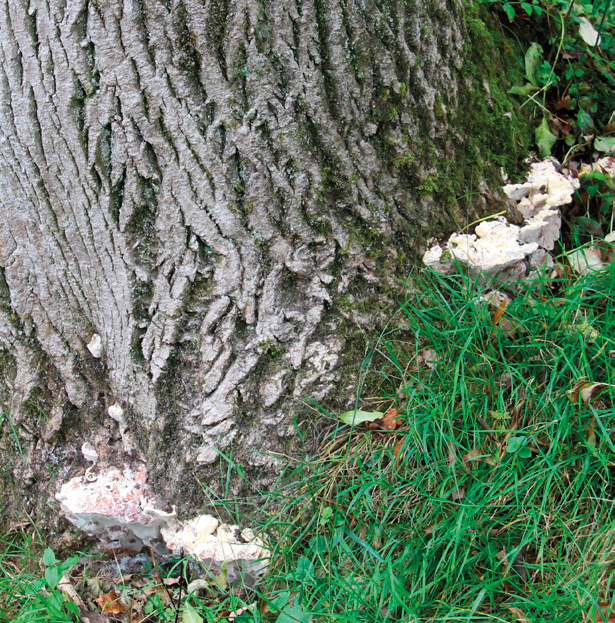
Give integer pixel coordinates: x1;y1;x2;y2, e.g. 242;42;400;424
0;0;467;518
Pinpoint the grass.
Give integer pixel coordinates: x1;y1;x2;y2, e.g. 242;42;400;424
1;265;614;622
250;263;615;622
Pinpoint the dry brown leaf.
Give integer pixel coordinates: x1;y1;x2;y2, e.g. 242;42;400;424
394;437;404;465
509;606;529;622
462;448;497;473
94;590;126;614
568;380;613;408
491;297;508;327
584;601;615;623
554;95;572;111
417;349;440;369
451;487;466;501
366;407;402;431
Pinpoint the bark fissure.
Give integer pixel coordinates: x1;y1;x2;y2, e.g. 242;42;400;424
0;0;522;524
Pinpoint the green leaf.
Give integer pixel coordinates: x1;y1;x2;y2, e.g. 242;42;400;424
521;2;533;14
43;548;58;566
271;591;291;611
536;117;557;157
294;556;315;581
508;83;539;96
518;447;533;459
277;603;313;623
594;136;615;153
577;108;595;134
574;216;604;236
59;556;80;573
535;60;554;86
502;2;516;19
338;410;384;425
506;436;527;454
308;535;329;554
182;603;204;623
45;565;60;590
525;42;544;86
65;602;81;617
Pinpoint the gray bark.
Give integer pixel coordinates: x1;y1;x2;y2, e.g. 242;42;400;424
0;0;483;524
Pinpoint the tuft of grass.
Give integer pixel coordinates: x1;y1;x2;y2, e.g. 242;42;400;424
254;265;615;622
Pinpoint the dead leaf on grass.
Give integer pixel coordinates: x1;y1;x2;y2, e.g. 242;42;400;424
568;380;613;407
365;407;403;431
451;487;466;502
94;590;126;614
568;246;605;275
418;349;440;369
394;437;404;466
462;448;497;473
583;601;615;623
491;296;509;327
509;606;529;622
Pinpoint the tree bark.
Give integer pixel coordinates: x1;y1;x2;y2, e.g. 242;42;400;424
0;0;518;527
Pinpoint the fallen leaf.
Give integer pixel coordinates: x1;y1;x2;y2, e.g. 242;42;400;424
568;380;613;407
554;95;572;111
183;603;204;623
583;601;615;623
394;437;404;464
94;590;126;615
338;410;384;426
186;578;210;594
595;136;615;154
536;116;558;158
568;246;605;275
509;606;529;622
162;576;181;586
58;573;86;609
366;407;403;431
451;487;466;501
418;349;440;369
462;448;497;472
491;296;508;327
574;216;605;237
578;16;601;46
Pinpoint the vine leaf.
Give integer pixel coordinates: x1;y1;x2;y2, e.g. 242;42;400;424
536;117;557;157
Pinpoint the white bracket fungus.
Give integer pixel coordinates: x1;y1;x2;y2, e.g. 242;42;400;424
56;465;270;575
424;159;579;280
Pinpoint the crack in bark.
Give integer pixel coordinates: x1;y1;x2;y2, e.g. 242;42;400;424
0;0;472;515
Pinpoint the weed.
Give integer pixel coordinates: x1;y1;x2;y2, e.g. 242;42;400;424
0;537;80;623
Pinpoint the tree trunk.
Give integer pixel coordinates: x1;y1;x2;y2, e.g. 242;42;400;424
0;0;523;528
